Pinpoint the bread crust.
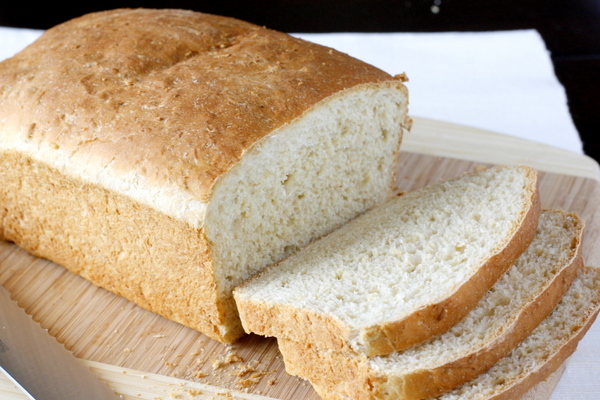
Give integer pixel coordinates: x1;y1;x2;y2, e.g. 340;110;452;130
235;166;541;356
277;210;584;399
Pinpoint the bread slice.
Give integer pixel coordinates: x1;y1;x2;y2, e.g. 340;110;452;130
234;165;541;356
277;209;584;399
310;266;600;400
0;9;410;342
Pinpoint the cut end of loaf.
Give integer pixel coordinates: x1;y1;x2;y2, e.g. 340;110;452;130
206;81;409;294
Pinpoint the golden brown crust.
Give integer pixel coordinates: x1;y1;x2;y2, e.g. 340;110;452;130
278;339;374;400
236;167;541;356
0;151;243;343
0;8;395;201
237;298;353;352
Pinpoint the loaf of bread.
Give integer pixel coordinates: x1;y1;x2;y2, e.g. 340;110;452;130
277;210;584;400
234;165;541;357
0;8;410;342
310;266;600;400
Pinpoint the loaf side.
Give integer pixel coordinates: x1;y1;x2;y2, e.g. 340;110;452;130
0;151;239;341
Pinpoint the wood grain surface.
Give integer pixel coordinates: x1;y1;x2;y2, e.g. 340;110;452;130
1;119;599;400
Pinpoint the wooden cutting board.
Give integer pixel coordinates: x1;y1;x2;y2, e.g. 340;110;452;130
1;117;599;400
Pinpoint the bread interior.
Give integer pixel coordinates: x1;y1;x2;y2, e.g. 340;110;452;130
205;84;407;293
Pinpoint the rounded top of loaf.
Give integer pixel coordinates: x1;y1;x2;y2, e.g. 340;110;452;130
0;8;401;201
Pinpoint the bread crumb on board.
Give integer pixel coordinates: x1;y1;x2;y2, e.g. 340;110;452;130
212;351;243;370
231;362;258;377
195;370;208;378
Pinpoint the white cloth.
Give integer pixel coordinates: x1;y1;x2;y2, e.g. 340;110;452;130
0;26;43;60
294;30;583;154
0;26;595;399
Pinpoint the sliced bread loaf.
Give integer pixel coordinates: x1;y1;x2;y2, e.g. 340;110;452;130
234;165;541;356
277;209;584;400
310;266;600;400
0;9;410;342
